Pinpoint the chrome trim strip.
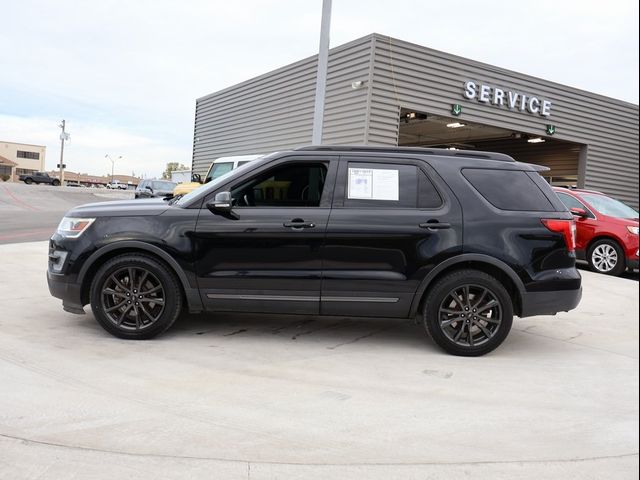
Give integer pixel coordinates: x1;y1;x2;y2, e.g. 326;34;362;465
206;294;319;302
321;296;399;303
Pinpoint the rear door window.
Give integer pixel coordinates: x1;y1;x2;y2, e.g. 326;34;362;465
462;169;555;211
344;163;417;208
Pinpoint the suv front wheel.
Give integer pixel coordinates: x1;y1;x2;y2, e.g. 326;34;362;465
423;269;513;356
587;239;625;276
90;253;183;339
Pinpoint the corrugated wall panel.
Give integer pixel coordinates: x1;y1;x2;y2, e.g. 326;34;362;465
192;36;373;174
367;34;639;208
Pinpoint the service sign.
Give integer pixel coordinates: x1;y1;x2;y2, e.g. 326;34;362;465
463;81;552;117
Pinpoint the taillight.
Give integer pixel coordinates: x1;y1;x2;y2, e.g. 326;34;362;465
541;219;576;253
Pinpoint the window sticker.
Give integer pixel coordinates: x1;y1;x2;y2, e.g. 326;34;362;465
348;168;399;201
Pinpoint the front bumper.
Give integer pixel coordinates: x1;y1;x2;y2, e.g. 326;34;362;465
47;271;85;314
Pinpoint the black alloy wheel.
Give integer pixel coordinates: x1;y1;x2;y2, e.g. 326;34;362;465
24;178;33;184
423;269;513;356
90;254;182;339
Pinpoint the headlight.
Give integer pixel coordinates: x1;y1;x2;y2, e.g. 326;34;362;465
627;226;639;235
56;217;96;238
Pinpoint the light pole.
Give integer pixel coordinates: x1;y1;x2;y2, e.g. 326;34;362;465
311;0;332;145
105;154;122;184
58;120;70;186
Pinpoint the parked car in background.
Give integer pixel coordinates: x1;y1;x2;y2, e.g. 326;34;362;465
48;146;582;356
19;171;60;186
135;179;177;199
554;187;639;276
173;155;263;196
106;180;128;190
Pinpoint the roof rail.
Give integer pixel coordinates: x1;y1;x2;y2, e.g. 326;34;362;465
294;145;516;162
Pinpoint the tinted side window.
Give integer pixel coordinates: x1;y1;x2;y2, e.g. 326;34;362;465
344;163;417;208
462;169;555;211
418;170;442;208
231;163;327;207
556;192;585;211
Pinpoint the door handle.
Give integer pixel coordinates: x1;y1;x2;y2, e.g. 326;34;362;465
283;220;315;229
419;221;451;230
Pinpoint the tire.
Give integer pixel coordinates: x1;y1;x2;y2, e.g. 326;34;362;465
90;253;183;339
51;179;60;186
24;178;33;184
587;239;626;276
423;269;513;356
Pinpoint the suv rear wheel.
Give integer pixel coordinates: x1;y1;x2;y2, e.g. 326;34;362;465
423;269;513;356
587;239;625;276
90;254;183;339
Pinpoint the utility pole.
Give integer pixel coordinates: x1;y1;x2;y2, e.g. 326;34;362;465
58;120;70;186
311;0;332;145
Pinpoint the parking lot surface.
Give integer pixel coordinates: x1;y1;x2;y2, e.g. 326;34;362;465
0;183;132;244
0;241;638;479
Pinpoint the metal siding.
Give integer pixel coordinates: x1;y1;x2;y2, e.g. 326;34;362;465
367;34;639;208
192;33;638;208
192;36;373;174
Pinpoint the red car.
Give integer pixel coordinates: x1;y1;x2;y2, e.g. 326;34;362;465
554;187;639;276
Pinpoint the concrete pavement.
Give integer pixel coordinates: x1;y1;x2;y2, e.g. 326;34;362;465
0;183;132;244
0;241;638;479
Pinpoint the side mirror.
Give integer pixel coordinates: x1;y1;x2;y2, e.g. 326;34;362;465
206;191;237;218
570;207;588;218
145;185;153;191
192;173;202;183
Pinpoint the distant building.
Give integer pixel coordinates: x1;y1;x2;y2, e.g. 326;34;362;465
0;141;46;181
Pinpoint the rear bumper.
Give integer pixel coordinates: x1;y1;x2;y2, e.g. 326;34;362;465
520;286;582;317
47;271;85;314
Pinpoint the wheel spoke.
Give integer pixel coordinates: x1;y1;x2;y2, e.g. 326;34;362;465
441;307;461;315
441;316;464;327
139;303;156;322
477;299;498;314
462;285;470;304
453;322;466;341
468;327;475;346
140;297;164;305
141;285;162;295
474;320;493;339
117;304;132;325
472;289;487;309
110;275;128;291
104;288;127;298
105;299;128;313
479;315;500;324
137;270;148;292
450;291;465;310
128;268;135;289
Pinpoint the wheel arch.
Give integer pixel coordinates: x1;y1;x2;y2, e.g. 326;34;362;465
78;241;203;313
586;235;624;255
410;254;526;318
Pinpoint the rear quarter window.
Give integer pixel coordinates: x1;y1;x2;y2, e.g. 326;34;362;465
462;168;555;211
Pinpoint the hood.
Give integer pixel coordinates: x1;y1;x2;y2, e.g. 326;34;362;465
66;198;170;218
599;214;639;227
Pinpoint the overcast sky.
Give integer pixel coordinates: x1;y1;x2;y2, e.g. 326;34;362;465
1;0;638;178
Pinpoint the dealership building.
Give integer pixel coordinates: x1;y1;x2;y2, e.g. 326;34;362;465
192;34;639;208
0;141;47;182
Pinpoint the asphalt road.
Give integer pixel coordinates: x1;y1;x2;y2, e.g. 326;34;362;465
0;182;132;244
0;241;638;479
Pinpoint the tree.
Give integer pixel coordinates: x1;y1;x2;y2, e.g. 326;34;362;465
162;162;188;180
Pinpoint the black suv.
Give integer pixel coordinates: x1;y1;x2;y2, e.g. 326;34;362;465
48;146;582;356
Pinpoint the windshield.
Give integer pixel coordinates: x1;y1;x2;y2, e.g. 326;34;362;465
581;193;638;219
173;155;269;207
153;180;176;190
206;162;234;182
